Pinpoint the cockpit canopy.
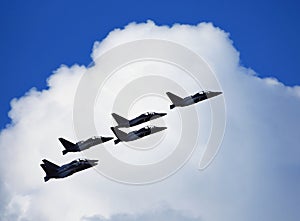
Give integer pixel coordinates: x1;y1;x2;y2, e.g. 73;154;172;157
199;90;210;94
144;112;154;115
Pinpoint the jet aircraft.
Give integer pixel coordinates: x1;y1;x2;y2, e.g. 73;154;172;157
112;112;167;128
40;159;98;182
166;91;222;109
111;125;167;144
59;136;113;155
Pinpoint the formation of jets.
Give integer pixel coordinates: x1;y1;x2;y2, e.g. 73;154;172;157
41;90;222;182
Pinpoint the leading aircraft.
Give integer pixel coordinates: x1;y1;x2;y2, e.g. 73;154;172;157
112;112;167;128
111;125;167;144
166;91;222;109
59;136;113;155
40;159;98;182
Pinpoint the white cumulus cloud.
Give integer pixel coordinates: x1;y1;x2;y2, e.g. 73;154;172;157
0;20;299;221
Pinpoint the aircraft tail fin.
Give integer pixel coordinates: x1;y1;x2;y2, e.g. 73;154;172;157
42;159;59;170
112;113;129;126
110;127;127;140
41;159;59;181
59;138;75;150
166;92;183;107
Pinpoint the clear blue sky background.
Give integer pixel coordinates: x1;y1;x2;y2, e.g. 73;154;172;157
0;0;299;128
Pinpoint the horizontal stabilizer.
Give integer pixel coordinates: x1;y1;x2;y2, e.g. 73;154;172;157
62;150;68;155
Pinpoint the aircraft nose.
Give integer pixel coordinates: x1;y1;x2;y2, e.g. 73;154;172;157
102;137;114;142
88;160;98;166
156;126;167;131
149;126;167;134
207;91;223;98
159;113;167;117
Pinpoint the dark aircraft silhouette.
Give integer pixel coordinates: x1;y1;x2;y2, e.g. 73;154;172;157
166;91;222;109
59;136;113;155
112;112;167;128
111;125;167;144
40;159;98;182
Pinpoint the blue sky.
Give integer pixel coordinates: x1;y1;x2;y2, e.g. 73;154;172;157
0;0;299;128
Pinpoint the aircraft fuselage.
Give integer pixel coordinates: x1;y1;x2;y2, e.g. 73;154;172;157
116;112;167;128
112;126;167;144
